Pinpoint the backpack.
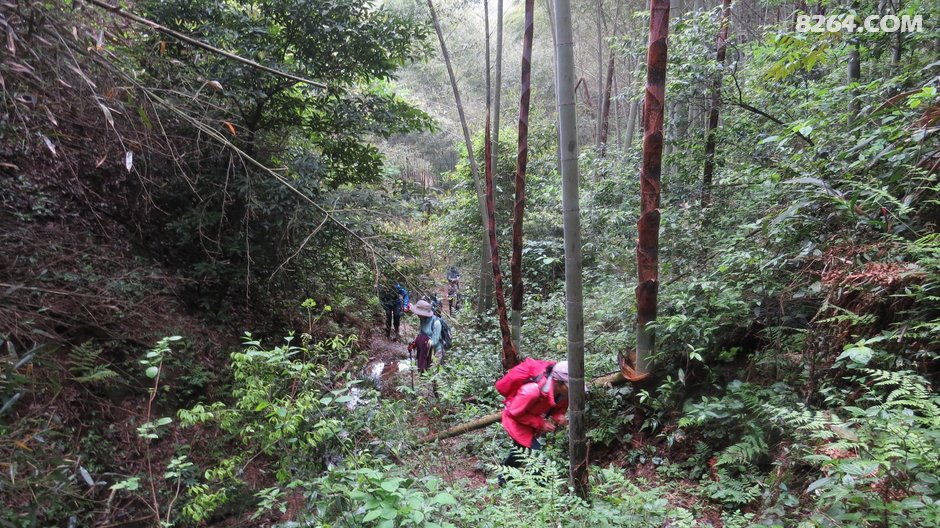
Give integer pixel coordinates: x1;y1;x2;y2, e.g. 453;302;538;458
380;284;408;308
422;293;442;316
435;316;453;350
495;358;556;398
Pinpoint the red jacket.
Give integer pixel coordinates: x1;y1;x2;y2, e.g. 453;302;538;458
501;378;568;448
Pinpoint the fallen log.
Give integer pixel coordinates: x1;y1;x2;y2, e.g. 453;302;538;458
420;359;649;443
421;413;503;443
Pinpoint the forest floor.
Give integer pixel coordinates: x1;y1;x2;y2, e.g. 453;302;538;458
360;314;726;524
362;309;491;490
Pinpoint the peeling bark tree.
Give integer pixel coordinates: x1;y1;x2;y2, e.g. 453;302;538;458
426;0;493;314
553;0;588;499
634;0;670;377
701;0;731;211
510;0;534;355
485;115;519;371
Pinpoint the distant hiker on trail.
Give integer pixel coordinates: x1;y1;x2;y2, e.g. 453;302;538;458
423;293;443;317
408;299;442;372
379;283;409;341
446;266;461;314
496;359;569;474
422;196;433;223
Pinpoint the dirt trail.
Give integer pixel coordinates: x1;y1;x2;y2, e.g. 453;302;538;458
362;312;490;488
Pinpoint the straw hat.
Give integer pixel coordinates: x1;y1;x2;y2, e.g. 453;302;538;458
412;299;434;317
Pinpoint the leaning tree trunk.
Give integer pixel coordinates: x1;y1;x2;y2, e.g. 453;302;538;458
427;0;493;314
634;0;670;377
484;115;520;371
553;0;588;499
598;53;615;157
510;0;535;355
701;0;731;211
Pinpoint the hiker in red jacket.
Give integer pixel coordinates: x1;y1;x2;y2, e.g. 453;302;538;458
500;360;569;471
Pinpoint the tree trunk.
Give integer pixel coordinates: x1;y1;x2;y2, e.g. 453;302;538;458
635;0;670;377
892;1;903;65
848;42;860;120
793;0;807;30
701;0;731;211
493;0;504;202
427;0;493;314
485;114;520;371
847;1;860;122
598;53;615;156
663;100;675;174
553;0;588;499
510;0;534;355
595;0;604;151
625;99;638;149
543;0;557;52
485;0;491;112
614;75;622;149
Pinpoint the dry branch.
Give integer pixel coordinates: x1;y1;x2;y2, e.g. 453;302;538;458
79;0;326;89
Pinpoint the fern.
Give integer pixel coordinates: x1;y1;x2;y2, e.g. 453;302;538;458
716;429;767;467
69;342;117;384
701;466;764;507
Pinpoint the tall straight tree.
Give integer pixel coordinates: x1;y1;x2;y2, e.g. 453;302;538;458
484;114;519;371
701;0;731;210
492;0;504;207
635;0;670;376
595;0;605;151
553;0;588;499
483;0;516;370
426;0;493;314
847;1;861;122
597;0;622;166
510;0;535;354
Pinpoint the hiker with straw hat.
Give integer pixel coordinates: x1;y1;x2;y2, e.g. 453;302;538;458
407;299;441;373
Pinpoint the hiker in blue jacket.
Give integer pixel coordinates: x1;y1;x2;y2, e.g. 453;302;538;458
379;283;409;341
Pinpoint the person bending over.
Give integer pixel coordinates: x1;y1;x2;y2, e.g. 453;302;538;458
500;361;569;470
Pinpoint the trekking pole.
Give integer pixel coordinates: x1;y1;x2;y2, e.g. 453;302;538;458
407;343;415;391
